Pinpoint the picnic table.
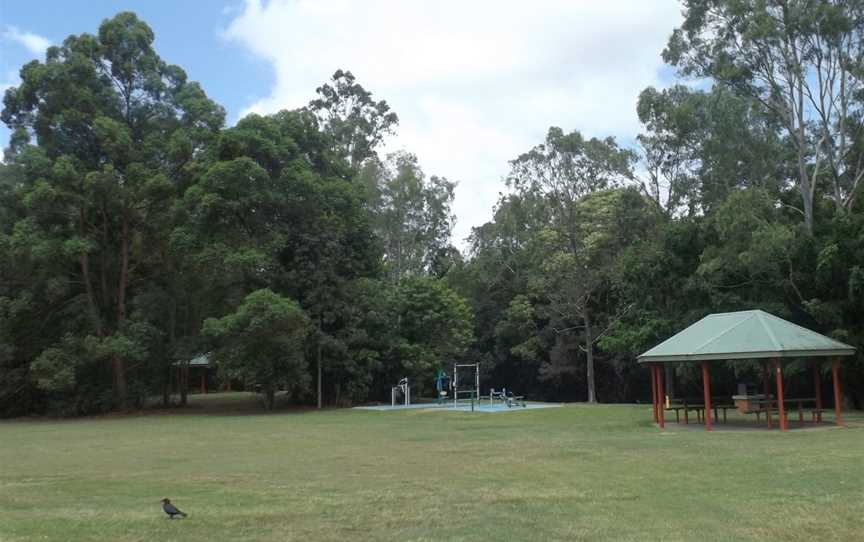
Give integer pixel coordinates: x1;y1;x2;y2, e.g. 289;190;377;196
665;398;735;424
750;397;822;426
666;396;823;427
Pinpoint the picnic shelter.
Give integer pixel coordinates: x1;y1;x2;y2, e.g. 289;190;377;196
638;310;856;431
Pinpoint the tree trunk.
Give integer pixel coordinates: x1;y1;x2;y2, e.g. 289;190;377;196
112;216;130;408
163;370;171;407
799;161;814;235
79;210;103;337
316;334;323;409
111;354;127;408
163;297;177;407
180;361;188;406
584;309;596;403
793;76;815;235
266;386;275;410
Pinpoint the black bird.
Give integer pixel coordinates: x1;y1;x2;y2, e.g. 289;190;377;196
160;498;188;519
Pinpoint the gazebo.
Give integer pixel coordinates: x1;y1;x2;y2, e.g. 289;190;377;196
638;310;856;431
172;353;214;394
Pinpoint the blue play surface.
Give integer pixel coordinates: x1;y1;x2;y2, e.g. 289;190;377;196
354;402;562;413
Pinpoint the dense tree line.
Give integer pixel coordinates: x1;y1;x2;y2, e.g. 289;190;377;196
0;13;469;415
450;0;864;406
2;3;864;416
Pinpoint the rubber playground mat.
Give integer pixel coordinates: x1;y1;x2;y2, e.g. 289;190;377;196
354;402;563;413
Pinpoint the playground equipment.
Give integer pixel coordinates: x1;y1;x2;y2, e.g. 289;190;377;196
489;388;527;408
453;363;480;411
434;369;451;404
391;377;410;407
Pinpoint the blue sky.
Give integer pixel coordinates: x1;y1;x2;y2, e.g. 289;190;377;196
1;0;273;143
1;0;683;244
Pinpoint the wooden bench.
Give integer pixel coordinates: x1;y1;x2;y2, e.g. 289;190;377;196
666;398;734;424
666;400;704;424
752;398;819;426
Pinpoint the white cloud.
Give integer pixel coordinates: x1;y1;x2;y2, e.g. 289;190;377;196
3;25;51;56
224;0;683;247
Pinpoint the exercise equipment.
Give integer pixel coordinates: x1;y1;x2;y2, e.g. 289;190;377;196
391;377;410;406
434;369;450;404
489;388;527;408
453;363;480;411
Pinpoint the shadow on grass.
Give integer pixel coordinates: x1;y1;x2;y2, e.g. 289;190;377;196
1;392;319;423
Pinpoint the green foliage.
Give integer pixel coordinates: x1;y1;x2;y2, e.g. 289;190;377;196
359;151;456;282
203;290;311;409
308;69;398;171
6;6;864;416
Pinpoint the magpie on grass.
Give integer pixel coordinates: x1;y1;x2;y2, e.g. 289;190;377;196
160;498;188;519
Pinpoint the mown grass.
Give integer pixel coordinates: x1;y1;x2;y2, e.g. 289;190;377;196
1;393;863;542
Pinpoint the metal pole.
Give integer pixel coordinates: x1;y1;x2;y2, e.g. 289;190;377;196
391;386;395;407
406;379;410;406
475;364;480;408
453;365;457;408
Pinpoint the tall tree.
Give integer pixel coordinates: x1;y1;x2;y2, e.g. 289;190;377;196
636;85;787;215
1;12;224;408
308;69;398;172
360;151;456;282
507;128;636;402
665;0;864;232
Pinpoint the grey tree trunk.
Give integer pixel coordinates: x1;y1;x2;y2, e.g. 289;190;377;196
316;335;322;409
180;361;188;406
266;387;275;410
584;309;596;403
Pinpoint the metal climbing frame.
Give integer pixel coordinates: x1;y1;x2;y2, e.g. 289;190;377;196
391;377;410;406
453;363;480;410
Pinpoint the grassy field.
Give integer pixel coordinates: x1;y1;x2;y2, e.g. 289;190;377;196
1;394;863;542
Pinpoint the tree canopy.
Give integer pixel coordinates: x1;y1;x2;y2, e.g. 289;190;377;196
2;5;864;416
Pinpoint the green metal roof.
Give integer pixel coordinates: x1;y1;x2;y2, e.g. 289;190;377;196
172;353;211;367
637;310;855;363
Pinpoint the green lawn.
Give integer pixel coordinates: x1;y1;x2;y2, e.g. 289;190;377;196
1;394;863;542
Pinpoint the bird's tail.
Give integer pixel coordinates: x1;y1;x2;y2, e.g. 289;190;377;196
181;512;188;518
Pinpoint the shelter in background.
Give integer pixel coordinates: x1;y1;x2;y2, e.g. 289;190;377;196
172;353;215;394
638;310;856;431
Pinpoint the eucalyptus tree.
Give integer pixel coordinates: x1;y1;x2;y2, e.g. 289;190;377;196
308;69;399;172
1;12;224;408
360;151;456;282
665;0;864;232
183;108;380;408
636;85;787;215
506;128;636;402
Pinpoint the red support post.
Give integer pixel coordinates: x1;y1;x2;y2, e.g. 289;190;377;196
648;364;657;423
702;362;712;432
832;359;843;427
814;363;823;423
657;364;665;429
651;365;657;419
762;363;772;429
774;359;787;432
